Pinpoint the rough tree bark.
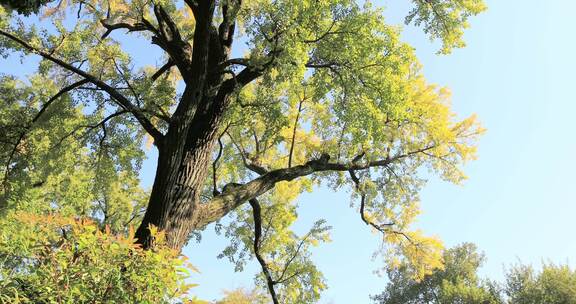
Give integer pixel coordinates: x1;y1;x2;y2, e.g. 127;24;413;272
134;90;229;249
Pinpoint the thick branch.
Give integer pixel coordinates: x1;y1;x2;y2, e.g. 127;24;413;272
148;4;193;85
220;58;250;68
216;39;284;99
216;65;262;99
218;0;240;49
151;59;175;81
198;146;436;227
170;0;215;119
100;20;148;39
183;0;200;20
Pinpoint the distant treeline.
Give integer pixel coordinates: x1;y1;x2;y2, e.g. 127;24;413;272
372;243;576;304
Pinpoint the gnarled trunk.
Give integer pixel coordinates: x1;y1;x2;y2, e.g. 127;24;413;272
135;93;227;250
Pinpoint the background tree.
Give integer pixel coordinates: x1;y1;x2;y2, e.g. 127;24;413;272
504;262;576;304
0;0;485;302
372;243;502;304
373;243;576;304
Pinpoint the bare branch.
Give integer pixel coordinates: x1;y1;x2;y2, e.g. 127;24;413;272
112;59;140;105
274;270;302;285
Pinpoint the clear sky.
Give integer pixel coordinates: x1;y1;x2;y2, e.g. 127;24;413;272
2;0;575;303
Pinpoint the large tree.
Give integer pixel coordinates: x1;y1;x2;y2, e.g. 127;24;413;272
0;0;485;302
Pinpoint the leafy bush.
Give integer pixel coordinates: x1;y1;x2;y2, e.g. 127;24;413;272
0;212;197;303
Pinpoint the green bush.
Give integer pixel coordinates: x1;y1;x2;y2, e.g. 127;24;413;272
0;212;197;303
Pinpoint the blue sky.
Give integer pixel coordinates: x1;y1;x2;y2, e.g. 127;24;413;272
2;0;575;302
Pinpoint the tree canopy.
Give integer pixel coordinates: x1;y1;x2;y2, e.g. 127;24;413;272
0;0;486;302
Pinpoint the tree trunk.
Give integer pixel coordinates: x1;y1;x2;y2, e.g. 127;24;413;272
134;2;238;249
135;92;227;250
